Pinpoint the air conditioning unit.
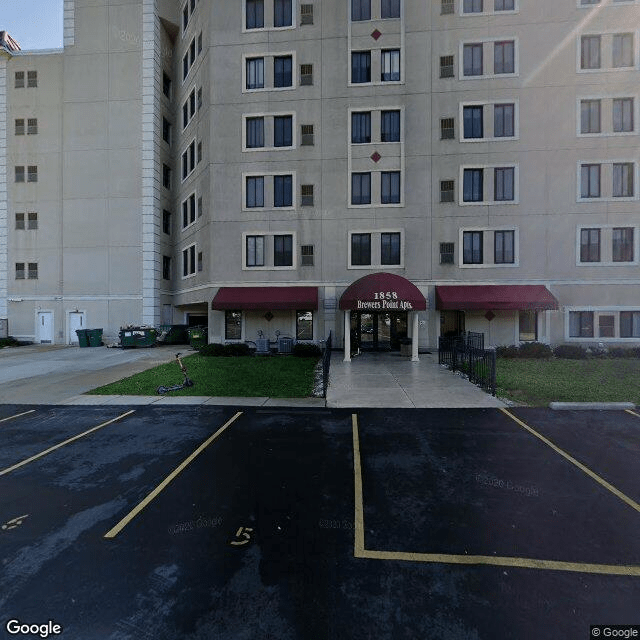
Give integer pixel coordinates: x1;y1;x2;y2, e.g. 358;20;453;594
301;4;314;24
440;243;455;264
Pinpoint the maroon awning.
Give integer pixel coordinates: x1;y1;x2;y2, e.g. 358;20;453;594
436;285;559;311
339;273;427;311
211;286;318;310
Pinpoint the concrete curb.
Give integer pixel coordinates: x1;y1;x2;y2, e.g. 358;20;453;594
549;402;636;411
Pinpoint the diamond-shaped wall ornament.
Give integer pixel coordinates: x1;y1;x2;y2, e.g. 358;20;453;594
370;151;381;163
485;311;495;322
264;311;274;322
371;28;382;40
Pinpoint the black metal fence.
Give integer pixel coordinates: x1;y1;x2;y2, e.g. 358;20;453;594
438;332;496;396
322;331;333;397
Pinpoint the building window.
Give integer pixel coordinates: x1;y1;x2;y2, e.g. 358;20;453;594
300;244;314;266
163;210;172;235
598;315;615;338
580;164;600;198
197;251;203;272
28;263;38;279
246;235;265;267
463;0;483;13
580;228;601;262
463;106;483;139
581;36;601;69
296;311;313;340
197;141;203;163
163;117;172;144
494;104;514;137
197;87;203;111
570;311;594;337
441;117;455;139
381;49;400;81
15;213;25;230
162;256;171;280
381;0;401;18
15;263;25;279
440;55;455;78
27;212;38;230
301;184;314;206
274;0;293;26
381;110;400;142
613;98;634;132
15;167;25;183
15;119;24;136
612;227;634;262
495;0;515;10
15;71;24;88
351;173;372;205
440;180;455;202
352;0;371;21
181;140;196;180
613;162;634;197
494;230;515;263
519;311;537;341
246;58;265;89
463;231;483;264
381;171;401;204
494;41;515;74
246;117;265;148
246;176;264;208
580;99;601;134
351;112;371;143
494;167;515;201
274;56;293;87
300;64;313;85
225;311;242;340
352;51;371;84
182;194;197;228
246;0;264;28
27;166;38;182
301;124;314;145
351;233;371;265
274;115;293;147
27;71;37;88
198;196;203;217
274;234;293;266
25;118;37;135
463;168;483;202
620;311;640;338
381;232;401;265
162;164;171;189
183;88;196;128
274;175;293;207
182;2;189;31
163;72;172;98
612;33;634;68
183;245;196;277
463;44;483;76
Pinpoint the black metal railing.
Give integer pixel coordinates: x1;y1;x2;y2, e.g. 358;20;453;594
438;332;496;396
322;331;333;397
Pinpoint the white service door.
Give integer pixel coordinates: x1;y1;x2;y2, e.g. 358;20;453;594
37;312;54;344
68;312;86;344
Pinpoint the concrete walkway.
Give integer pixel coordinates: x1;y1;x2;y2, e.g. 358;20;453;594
326;351;505;408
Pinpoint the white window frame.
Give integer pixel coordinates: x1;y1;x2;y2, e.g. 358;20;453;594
241;231;297;270
459;37;519;80
576;95;638;137
242;0;297;33
347;229;405;269
564;307;640;341
182;87;197;130
242;171;297;211
181;138;197;182
242;51;297;93
181;191;198;230
458;164;520;205
241;111;297;151
182;242;197;279
577;31;639;73
459;0;519;16
575;224;639;266
458;226;520;268
459;99;519;142
576;159;639;202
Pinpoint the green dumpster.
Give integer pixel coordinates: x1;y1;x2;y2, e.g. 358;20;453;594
87;328;103;347
76;329;89;348
119;327;158;348
157;324;189;345
188;326;208;349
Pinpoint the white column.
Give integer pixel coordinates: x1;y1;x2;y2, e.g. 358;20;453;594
343;310;351;362
411;311;419;362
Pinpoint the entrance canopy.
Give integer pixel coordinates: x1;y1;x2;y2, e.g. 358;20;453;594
339;273;427;311
212;286;318;310
435;285;559;311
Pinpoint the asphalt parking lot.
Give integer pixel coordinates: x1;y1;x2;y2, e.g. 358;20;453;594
0;405;638;639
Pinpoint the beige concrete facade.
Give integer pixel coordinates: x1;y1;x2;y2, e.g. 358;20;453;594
1;0;639;348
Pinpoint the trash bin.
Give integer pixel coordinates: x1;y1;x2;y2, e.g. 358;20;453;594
399;338;412;357
119;327;158;348
87;328;103;347
157;324;189;344
188;326;208;349
76;329;89;348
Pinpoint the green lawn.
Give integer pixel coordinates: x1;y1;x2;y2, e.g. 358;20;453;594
89;354;319;397
496;358;640;406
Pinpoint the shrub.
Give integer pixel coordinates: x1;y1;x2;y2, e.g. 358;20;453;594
553;344;587;359
495;345;520;359
518;342;553;359
0;337;19;349
198;343;225;357
223;343;251;357
292;343;322;357
608;346;640;359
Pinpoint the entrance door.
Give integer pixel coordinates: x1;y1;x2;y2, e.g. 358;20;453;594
440;310;465;337
352;312;408;351
68;312;86;344
37;312;54;344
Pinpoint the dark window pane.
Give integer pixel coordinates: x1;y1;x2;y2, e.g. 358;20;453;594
274;56;293;87
463;231;483;264
225;311;242;340
351;173;371;204
381;0;400;18
274;235;293;266
381;110;400;142
381;171;401;204
274;0;292;26
274;115;293;146
381;232;401;264
351;51;371;83
352;0;371;21
463;169;483;202
352;112;371;143
351;233;371;265
463;106;483;138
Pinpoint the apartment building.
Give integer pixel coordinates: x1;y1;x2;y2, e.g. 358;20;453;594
0;0;638;355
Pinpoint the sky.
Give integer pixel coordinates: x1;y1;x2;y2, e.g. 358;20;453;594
1;0;64;50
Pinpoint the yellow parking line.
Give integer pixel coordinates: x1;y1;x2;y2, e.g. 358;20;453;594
500;408;640;515
104;411;243;539
0;410;36;425
0;410;135;477
352;414;365;555
625;409;640;419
